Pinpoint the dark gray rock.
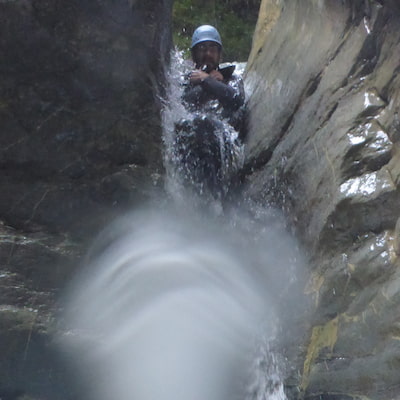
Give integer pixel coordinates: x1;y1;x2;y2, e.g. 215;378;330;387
0;0;172;398
0;0;171;234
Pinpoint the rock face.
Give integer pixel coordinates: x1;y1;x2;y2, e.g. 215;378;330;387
0;0;172;398
3;0;400;399
242;0;400;399
0;0;171;234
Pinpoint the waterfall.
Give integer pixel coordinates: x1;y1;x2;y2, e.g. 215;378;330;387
60;50;306;400
161;49;245;210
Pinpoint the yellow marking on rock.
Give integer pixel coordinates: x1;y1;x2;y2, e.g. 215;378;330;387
323;145;337;185
305;272;324;307
342;313;360;323
300;316;339;392
347;263;356;273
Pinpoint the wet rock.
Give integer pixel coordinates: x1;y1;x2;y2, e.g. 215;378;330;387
340;119;392;180
0;0;172;234
394;218;400;255
0;221;83;398
300;233;400;400
388;112;400;143
0;305;78;400
242;0;400;398
0;0;172;398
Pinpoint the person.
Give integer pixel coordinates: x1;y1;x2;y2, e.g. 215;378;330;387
175;25;246;197
183;24;245;130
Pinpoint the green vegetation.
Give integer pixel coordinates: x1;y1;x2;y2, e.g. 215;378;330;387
172;0;260;62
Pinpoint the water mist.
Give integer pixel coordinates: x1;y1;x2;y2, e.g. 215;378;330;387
61;205;304;400
60;51;306;400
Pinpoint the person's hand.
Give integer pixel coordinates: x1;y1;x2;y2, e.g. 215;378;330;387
209;70;223;81
189;69;209;84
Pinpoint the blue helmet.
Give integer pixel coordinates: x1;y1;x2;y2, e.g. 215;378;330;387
191;25;222;49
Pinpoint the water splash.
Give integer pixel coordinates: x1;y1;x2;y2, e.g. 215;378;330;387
161;48;197;205
59;51;305;400
247;339;287;400
60;206;303;400
161;49;244;207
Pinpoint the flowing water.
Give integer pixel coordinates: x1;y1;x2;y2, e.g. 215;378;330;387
61;50;306;400
161;49;246;210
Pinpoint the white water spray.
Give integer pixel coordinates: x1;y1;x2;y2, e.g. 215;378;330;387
60;50;304;400
161;49;245;206
62;207;299;400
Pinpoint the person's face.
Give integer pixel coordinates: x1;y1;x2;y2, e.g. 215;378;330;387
193;41;221;71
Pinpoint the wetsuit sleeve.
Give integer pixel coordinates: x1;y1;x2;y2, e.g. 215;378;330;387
201;77;244;111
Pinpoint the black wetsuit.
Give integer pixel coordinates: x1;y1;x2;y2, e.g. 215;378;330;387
176;65;245;196
182;65;245;131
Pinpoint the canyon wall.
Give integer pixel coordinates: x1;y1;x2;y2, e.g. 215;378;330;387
242;0;400;399
2;0;400;399
0;0;172;398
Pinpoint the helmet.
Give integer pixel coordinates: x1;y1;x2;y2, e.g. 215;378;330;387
191;25;222;49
